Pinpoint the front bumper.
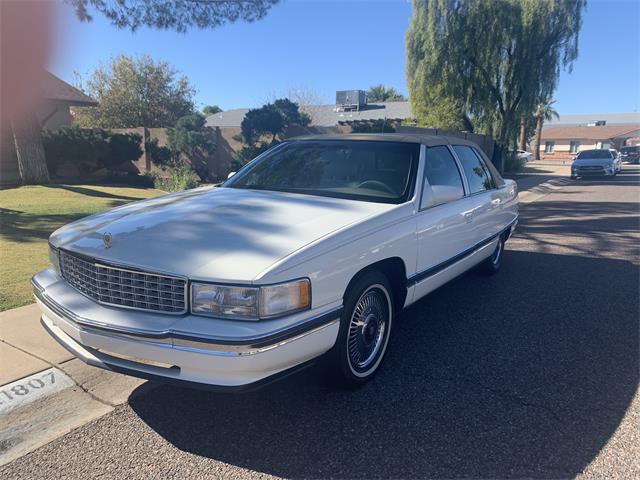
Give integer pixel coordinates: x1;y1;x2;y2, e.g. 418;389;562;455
572;166;616;177
33;270;341;391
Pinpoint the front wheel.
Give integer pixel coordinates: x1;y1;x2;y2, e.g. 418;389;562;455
325;271;394;388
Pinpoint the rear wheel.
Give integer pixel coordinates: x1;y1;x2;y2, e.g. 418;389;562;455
325;271;393;388
479;236;505;275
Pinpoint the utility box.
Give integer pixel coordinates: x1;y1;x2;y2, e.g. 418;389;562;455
336;90;367;111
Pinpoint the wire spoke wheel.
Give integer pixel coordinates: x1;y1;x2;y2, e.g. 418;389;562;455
347;286;389;374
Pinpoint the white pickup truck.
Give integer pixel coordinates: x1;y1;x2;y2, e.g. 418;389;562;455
34;134;518;391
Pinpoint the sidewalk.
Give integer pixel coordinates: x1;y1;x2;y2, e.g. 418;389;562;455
0;304;72;385
1;304;147;466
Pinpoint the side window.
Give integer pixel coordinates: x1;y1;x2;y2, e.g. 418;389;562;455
453;145;493;194
469;147;499;188
421;146;464;208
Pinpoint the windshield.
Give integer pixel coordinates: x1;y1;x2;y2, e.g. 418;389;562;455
621;147;639;153
576;150;613;159
223;140;420;204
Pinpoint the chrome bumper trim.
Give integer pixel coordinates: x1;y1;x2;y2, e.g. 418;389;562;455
33;276;341;356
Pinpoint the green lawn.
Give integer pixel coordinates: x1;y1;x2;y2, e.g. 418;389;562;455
0;184;164;311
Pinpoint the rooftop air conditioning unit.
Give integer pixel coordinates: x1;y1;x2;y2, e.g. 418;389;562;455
587;120;606;126
336;90;367;111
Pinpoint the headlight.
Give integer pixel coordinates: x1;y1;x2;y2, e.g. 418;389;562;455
191;278;310;320
49;244;61;276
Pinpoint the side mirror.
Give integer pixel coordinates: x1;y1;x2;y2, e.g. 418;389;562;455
227;171;236;179
421;184;464;209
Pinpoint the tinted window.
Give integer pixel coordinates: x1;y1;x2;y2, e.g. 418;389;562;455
453;145;493;194
576;150;613;159
224;140;419;204
424;146;464;190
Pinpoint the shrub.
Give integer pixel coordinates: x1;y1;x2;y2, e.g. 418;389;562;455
231;142;274;170
145;137;173;167
503;151;525;173
105;171;156;187
351;120;396;133
166;113;216;181
42;126;110;173
42;126;142;174
107;133;142;169
147;165;199;192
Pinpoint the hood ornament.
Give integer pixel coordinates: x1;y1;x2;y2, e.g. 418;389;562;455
103;232;113;249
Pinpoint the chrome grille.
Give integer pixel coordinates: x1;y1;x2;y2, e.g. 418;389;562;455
59;250;187;314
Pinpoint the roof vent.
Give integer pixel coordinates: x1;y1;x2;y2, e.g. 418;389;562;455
587;120;606;126
336;90;367;111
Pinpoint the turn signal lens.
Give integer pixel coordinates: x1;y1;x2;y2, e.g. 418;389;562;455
259;279;311;318
49;244;61;276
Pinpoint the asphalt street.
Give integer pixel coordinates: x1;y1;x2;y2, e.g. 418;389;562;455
2;166;639;479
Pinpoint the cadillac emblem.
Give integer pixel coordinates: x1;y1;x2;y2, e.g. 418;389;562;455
103;232;113;249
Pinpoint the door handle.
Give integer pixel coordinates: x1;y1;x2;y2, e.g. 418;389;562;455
464;212;474;223
491;198;501;206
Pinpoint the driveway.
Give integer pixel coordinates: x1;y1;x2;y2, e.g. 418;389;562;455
1;166;638;479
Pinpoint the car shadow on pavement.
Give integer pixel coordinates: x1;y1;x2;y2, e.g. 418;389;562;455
129;247;639;479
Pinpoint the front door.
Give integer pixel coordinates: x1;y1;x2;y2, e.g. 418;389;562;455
412;145;476;301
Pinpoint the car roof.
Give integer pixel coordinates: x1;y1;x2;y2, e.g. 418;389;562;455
288;133;481;148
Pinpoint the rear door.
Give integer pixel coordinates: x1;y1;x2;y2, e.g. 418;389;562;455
451;145;506;244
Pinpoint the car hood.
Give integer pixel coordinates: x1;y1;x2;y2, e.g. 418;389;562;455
572;158;613;167
50;186;392;282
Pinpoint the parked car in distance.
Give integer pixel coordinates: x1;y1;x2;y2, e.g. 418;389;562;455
609;149;622;173
620;145;640;164
571;149;619;179
34;134;518;391
516;149;534;162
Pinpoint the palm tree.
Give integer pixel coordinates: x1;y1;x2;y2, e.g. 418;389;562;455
533;99;560;160
366;85;406;103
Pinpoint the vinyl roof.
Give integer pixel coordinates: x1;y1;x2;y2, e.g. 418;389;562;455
289;133;479;147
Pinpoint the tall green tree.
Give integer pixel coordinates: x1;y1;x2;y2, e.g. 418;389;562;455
65;0;279;32
167;112;216;180
74;55;196;128
366;85;406;102
202;105;223;116
240;98;309;145
406;0;585;166
236;98;309;166
532;99;559;160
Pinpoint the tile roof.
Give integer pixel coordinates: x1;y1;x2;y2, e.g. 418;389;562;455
41;71;97;106
545;112;640;127
206;102;412;128
541;124;640;140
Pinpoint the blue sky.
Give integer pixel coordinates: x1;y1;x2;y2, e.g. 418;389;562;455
50;0;639;114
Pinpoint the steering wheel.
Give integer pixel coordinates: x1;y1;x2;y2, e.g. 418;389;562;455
357;180;396;195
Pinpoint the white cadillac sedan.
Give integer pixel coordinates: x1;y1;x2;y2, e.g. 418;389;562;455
34;134;518;390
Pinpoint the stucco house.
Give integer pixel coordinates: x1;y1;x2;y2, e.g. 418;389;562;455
37;71;97;130
539;123;640;160
0;72;97;185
